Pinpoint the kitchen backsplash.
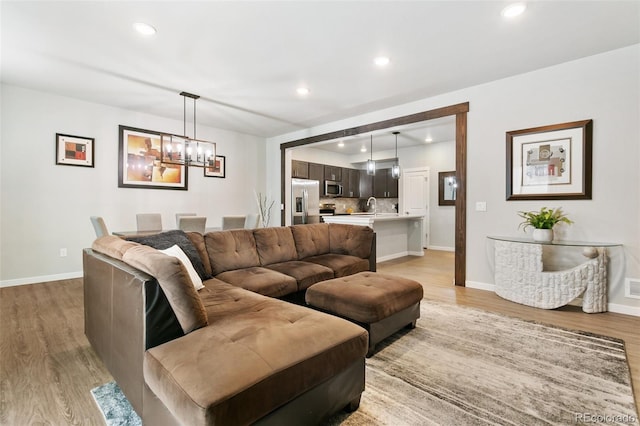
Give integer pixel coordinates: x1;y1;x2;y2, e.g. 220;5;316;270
320;197;399;214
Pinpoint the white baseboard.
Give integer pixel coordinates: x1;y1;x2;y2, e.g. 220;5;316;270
463;281;639;317
608;303;640;317
427;245;455;252
378;250;425;263
465;281;495;292
0;271;83;288
377;251;410;263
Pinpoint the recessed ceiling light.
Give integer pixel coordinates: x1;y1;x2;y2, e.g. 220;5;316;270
424;137;433;143
360;146;367;153
296;87;310;96
501;3;526;18
374;56;390;67
133;22;157;36
338;141;345;148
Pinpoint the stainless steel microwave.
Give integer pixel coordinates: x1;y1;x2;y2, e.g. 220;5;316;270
324;180;343;197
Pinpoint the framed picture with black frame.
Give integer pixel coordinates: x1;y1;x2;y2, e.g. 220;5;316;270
204;155;225;178
438;171;456;206
55;133;94;167
118;125;188;190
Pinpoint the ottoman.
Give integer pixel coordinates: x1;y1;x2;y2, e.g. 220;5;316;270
305;271;424;357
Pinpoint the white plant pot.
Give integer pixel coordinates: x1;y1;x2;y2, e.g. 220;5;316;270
532;228;554;242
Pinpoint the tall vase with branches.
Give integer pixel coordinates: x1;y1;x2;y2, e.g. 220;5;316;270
254;191;275;228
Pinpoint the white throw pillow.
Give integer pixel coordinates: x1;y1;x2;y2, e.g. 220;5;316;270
158;244;205;291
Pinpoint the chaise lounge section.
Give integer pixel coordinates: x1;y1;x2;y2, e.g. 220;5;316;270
83;223;376;425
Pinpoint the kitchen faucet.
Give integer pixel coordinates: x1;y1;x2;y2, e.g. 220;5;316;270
367;196;377;215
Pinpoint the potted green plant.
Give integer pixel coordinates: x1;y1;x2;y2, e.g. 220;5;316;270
517;207;573;242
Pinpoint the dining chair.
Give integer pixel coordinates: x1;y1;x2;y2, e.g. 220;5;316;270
222;215;246;230
90;216;109;238
175;212;196;227
178;216;207;234
244;214;261;229
136;213;162;232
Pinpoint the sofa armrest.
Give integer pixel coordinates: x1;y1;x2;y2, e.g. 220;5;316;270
83;248;183;416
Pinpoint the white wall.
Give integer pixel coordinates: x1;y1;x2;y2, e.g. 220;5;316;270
291;146;355;168
402;141;456;250
0;85;265;285
267;45;640;313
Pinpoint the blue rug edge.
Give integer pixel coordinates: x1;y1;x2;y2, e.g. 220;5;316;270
91;381;142;426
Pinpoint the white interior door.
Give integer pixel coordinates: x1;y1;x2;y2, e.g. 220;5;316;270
402;168;430;248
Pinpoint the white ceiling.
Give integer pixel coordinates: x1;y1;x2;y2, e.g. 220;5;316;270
2;1;638;142
310;116;456;155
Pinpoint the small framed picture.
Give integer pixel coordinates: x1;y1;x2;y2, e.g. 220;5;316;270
55;133;94;167
204;155;225;178
438;171;456;206
506;119;592;200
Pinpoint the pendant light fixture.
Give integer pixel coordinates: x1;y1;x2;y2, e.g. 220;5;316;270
391;131;401;179
161;92;216;168
366;135;376;175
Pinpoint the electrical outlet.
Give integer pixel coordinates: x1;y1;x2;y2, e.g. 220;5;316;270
475;202;487;212
625;278;640;299
59;248;67;257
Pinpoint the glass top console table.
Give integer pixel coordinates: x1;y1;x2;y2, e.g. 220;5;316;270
487;236;621;313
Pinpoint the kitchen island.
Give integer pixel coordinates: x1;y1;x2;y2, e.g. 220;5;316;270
322;213;424;262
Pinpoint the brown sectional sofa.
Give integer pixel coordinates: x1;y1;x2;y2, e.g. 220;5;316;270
83;223;376;425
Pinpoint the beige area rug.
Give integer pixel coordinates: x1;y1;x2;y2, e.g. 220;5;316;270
328;300;639;426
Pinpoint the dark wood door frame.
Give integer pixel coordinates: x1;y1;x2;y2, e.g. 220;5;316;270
280;102;469;286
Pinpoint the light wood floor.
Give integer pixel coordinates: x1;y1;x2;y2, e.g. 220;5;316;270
1;251;638;424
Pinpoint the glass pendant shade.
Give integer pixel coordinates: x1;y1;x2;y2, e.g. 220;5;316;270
391;131;401;179
366;159;376;175
391;163;401;179
366;136;376;175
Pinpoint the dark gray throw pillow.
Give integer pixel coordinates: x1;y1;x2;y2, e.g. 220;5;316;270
127;230;210;279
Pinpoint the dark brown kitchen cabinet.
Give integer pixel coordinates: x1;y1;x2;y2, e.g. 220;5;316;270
309;163;324;182
387;173;399;197
324;165;342;182
373;169;399;198
373;170;387;198
359;169;373;198
342;168;360;198
291;160;309;179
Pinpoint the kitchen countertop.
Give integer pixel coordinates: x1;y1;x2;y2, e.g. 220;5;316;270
322;213;424;226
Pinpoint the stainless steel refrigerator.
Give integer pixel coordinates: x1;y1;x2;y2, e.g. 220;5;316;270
291;178;320;224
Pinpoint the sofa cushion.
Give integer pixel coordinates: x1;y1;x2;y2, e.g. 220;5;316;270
215;267;297;298
265;261;334;291
329;223;374;259
158;244;204;291
305;272;424;324
91;235;139;260
185;231;212;278
143;297;368;426
199;278;271;323
205;229;260;275
253;227;298;266
128;230;209;280
290;223;330;259
302;253;370;278
123;245;208;334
